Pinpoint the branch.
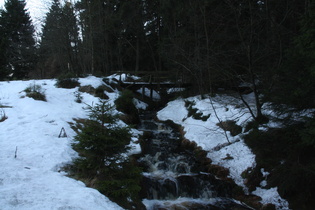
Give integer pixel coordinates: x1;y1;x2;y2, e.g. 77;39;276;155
208;95;231;144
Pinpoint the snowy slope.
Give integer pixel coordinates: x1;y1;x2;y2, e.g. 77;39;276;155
0;76;290;209
0;77;124;210
157;95;290;209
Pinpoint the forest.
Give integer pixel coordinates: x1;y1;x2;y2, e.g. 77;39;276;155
1;0;315;209
1;0;315;109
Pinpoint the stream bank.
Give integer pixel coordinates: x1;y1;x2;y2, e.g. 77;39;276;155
136;109;259;209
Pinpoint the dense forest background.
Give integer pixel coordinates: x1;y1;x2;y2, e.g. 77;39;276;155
1;0;314;109
1;0;315;208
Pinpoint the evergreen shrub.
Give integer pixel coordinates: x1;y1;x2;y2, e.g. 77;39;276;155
72;101;131;168
70;100;142;207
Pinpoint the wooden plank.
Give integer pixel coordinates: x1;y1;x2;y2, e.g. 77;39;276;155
111;70;177;76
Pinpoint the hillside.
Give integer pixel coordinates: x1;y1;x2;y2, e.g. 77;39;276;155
0;76;132;209
0;75;291;209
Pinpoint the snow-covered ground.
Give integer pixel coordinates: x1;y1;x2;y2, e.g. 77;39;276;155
0;75;289;209
157;95;290;209
0;76;132;210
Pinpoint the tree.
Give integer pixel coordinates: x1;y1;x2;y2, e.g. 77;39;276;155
38;0;80;78
0;14;9;80
71;100;142;207
0;0;36;79
271;1;315;109
73;100;131;173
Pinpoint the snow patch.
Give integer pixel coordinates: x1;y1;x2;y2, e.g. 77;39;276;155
157;95;289;209
0;77;132;209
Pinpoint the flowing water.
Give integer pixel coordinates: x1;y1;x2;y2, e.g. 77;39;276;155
137;111;252;210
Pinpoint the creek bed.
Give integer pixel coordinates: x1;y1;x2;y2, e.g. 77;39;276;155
137;111;252;210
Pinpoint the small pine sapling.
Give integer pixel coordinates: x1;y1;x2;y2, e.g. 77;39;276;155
72;100;131;172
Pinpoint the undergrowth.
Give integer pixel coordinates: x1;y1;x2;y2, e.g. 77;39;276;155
24;83;46;101
55;72;80;89
244;122;315;210
95;86;109;99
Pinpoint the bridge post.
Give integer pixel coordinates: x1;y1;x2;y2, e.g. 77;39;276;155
142;85;145;99
150;81;153;99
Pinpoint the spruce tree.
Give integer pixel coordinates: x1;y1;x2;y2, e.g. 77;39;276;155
0;13;9;80
73;100;131;173
0;0;36;79
39;0;80;78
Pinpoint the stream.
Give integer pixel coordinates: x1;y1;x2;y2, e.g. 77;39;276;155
137;111;252;210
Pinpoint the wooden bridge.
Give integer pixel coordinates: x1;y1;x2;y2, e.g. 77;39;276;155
112;71;192;99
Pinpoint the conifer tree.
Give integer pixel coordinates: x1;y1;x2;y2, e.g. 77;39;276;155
0;15;9;80
271;2;315;109
0;0;36;79
73;100;131;172
39;0;80;78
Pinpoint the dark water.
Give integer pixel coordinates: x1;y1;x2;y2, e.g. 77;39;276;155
137;111;252;210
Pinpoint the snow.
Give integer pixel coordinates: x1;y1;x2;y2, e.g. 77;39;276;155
157;95;290;209
0;77;125;210
134;98;148;110
253;187;289;209
136;87;160;101
0;75;290;209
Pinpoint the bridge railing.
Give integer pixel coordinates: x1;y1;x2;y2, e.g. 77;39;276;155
111;70;190;84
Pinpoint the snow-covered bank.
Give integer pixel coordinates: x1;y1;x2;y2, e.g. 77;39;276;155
0;75;290;209
157;95;289;209
0;77;127;209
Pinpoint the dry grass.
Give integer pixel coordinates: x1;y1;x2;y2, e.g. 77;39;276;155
24;84;46;101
